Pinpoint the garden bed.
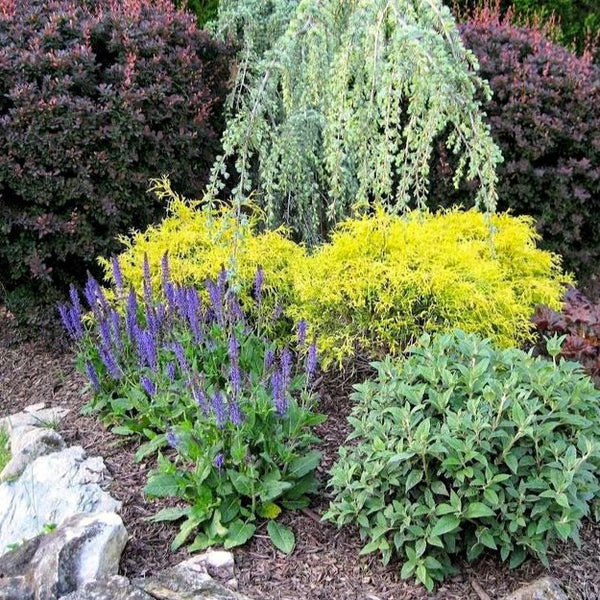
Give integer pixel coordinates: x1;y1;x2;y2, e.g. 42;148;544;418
1;308;600;600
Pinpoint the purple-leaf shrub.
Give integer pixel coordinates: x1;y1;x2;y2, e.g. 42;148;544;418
430;5;600;283
0;0;231;298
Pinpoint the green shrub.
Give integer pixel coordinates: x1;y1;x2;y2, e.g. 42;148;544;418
0;428;10;473
60;259;323;552
325;331;600;590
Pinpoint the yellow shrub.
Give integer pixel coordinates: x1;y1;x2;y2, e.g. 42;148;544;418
290;209;572;365
100;191;304;332
102;185;571;367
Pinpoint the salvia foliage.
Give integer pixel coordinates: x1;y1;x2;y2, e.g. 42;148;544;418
210;0;502;243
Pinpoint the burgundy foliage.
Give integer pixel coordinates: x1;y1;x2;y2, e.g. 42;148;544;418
0;0;231;296
430;6;600;283
533;287;600;386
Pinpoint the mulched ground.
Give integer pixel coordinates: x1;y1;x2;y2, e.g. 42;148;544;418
1;306;600;600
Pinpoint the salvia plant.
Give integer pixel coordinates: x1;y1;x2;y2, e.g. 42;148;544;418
209;0;502;242
59;255;324;553
324;330;600;590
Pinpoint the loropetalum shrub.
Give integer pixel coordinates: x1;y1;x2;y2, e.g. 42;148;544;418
292;209;570;365
324;331;600;590
108;190;571;366
0;0;231;298
533;286;600;387
430;7;600;282
59;256;323;553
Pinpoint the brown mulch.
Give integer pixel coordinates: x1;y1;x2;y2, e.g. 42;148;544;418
1;308;600;600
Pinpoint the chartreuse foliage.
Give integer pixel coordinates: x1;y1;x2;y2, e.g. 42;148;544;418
210;0;502;242
324;331;600;590
60;258;322;553
107;184;570;367
291;209;570;365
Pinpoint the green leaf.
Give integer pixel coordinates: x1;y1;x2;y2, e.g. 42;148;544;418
145;507;189;523
430;515;460;537
405;469;423;494
465;502;495;519
171;517;198;551
111;425;134;436
287;450;322;479
258;502;282;519
144;473;180;498
134;435;167;462
267;521;296;554
224;520;256;549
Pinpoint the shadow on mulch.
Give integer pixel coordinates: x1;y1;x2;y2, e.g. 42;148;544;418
1;308;599;600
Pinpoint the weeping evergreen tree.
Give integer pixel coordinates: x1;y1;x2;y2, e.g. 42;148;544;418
209;0;502;242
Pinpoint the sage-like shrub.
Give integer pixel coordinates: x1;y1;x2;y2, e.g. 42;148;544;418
325;331;600;590
60;257;322;553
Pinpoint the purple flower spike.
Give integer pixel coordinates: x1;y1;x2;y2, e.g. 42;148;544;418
214;452;225;471
143;254;153;309
99;344;122;380
206;279;223;325
58;304;75;338
166;428;179;450
229;401;244;427
264;348;275;371
111;256;123;292
83;276;108;314
228;336;239;363
253;267;264;303
125;289;139;341
137;328;157;372
306;342;318;380
85;362;101;392
160;252;170;291
297;320;307;347
172;342;188;374
98;318;113;349
212;391;227;429
271;370;287;416
191;378;209;414
141;375;156;396
281;349;293;386
272;304;283;322
165;362;176;381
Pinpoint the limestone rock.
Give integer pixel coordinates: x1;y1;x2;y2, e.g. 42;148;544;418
198;551;235;581
0;405;69;435
1;428;65;482
58;577;152;600
0;513;127;600
501;577;569;600
0;446;120;553
134;555;252;600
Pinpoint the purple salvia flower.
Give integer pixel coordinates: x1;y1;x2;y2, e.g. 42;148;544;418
85;361;101;392
211;391;227;429
125;289;139;341
281;349;293;387
98;317;113;349
111;256;123;292
58;304;75;338
264;348;275;371
228;335;242;396
137;328;157;372
83;276;108;314
166;428;179;450
99;344;122;380
227;293;244;323
297;320;307;347
164;281;176;314
253;267;264;303
109;309;122;351
306;342;318;381
271;370;287;416
228;335;239;363
272;304;283;322
172;342;188;374
165;362;176;381
141;375;156;396
160;252;170;292
214;452;225;471
229;400;244;426
143;254;153;309
206;279;223;325
67;286;85;339
191;377;209;414
218;267;228;294
185;288;202;342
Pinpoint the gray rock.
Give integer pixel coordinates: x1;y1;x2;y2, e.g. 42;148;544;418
58;577;152;600
197;551;235;581
134;555;253;600
1;428;65;482
0;513;127;600
0;446;120;554
0;406;69;435
501;577;569;600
